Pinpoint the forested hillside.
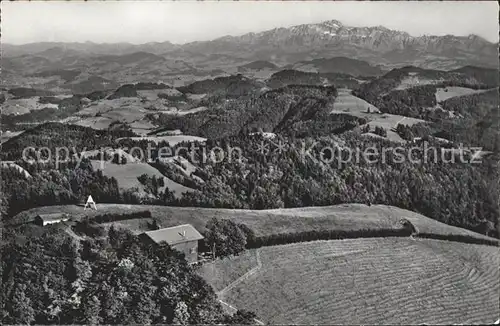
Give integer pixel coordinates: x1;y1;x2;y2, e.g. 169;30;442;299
172;134;499;236
149;85;348;139
3;10;500;326
1;225;251;325
2;73;498;237
1;123;135;161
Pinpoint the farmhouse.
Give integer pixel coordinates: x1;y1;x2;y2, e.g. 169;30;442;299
140;224;204;264
34;213;71;226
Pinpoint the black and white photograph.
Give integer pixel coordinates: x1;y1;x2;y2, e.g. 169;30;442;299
1;1;499;325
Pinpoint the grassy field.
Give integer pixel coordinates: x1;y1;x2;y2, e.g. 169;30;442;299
62;95;160;132
360;114;426;143
435;86;491;102
197;250;258;292
69;116;117;130
395;73;442;90
332;89;425;143
0;130;25;143
2;96;59;115
128;119;159;135
76;98;149;123
331;88;380;115
156;106;209;116
201;238;500;324
82;149;139;163
67;116;158;134
90;161;193;197
11;204;496;243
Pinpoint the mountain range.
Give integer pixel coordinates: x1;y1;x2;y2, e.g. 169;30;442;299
3;19;498;71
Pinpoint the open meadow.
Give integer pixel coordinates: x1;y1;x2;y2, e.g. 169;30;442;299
359;114;425;142
331;89;426;142
0;130;24;143
435;86;492;102
200;237;500;324
89;160;193;197
331;88;381;115
12;204;496;244
2;96;59;115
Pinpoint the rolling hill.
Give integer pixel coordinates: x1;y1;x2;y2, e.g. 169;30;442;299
11;203;497;244
238;60;278;71
200;237;499;324
352;65;499;122
177;74;265;95
266;69;365;90
3;20;498;86
9;202;499;324
286;57;384;76
2;10;499;326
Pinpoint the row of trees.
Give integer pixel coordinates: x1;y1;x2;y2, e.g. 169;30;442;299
137;174;166;196
203;218;255;258
362;125;387;137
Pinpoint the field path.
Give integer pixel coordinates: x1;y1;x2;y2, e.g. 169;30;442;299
217;250;264;325
218;249;262;298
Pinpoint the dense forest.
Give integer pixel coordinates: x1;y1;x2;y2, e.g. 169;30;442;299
1;225;255;324
172;133;499;237
7;129;491;237
2;110;498;238
267;69;362;90
148;84;349;139
177;74;264;96
1;160;121;219
1;123;135;161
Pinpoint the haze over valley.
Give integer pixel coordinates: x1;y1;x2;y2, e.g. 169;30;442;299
1;2;499;325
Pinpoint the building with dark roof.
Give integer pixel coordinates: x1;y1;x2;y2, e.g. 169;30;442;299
140;224;204;263
34;213;70;226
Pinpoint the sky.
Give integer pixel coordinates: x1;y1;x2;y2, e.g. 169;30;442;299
2;1;499;45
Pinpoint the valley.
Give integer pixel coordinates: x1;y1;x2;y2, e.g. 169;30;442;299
1;8;499;326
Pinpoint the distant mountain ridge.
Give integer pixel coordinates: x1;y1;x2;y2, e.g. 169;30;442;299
3;19;498;70
181;20;497;69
